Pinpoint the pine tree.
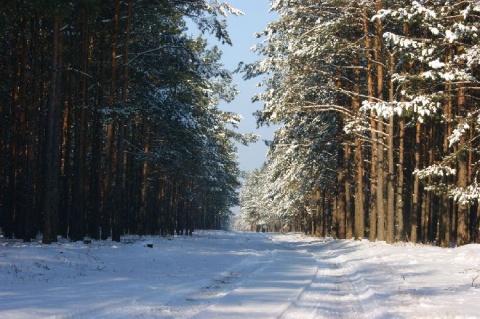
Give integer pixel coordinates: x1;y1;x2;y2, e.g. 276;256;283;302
0;0;247;242
245;0;480;245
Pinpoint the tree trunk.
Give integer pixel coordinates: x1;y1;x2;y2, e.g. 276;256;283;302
109;0;121;242
93;16;107;240
363;5;377;242
139;125;150;234
42;9;64;244
411;122;421;243
456;44;469;246
395;117;405;242
386;53;395;244
345;143;353;239
337;159;346;239
374;0;385;241
353;53;365;240
457;131;469;246
71;8;89;240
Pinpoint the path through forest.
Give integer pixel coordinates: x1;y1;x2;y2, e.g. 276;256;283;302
1;231;479;318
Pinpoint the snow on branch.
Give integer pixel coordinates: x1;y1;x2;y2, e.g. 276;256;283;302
301;104;354;117
448;121;470;148
360;95;440;121
383;32;424;49
413;164;456;180
449;182;480;204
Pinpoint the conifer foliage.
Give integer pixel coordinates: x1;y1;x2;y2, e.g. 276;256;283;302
0;0;244;243
238;0;480;246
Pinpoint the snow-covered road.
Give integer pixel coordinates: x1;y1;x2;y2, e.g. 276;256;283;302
1;231;479;318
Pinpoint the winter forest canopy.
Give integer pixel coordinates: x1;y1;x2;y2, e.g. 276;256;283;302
2;0;480;248
235;0;480;247
0;0;251;243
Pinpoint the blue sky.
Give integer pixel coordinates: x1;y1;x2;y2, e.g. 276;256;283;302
212;0;278;173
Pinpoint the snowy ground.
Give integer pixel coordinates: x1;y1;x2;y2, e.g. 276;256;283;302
1;231;479;318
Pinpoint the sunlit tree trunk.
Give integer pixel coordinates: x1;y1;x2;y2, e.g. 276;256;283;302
456;63;469;245
336;68;347;239
353;54;365;240
411;122;421;243
395;116;405;242
363;5;377;241
386;52;395;244
345;143;353;239
374;0;385;241
440;105;452;247
337;145;346;239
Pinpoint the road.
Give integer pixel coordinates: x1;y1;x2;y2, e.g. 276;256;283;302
1;230;479;318
188;234;366;319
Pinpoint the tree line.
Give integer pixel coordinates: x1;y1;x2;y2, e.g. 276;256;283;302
235;0;480;246
0;0;247;243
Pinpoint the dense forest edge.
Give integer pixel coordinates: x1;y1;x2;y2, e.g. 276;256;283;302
3;0;480;248
234;0;480;247
0;0;255;243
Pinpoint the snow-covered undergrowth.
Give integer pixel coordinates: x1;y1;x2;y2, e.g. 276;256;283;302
0;231;479;318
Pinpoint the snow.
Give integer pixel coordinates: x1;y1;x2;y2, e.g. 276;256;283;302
429;59;446;69
1;231;479;318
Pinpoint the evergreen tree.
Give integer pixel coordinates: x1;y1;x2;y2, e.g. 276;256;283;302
243;0;480;245
0;0;246;242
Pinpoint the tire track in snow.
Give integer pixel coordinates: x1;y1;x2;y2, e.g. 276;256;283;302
157;243;278;318
192;247;318;319
279;250;366;319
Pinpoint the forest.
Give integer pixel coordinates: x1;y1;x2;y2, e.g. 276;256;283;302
0;0;249;243
235;0;480;246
